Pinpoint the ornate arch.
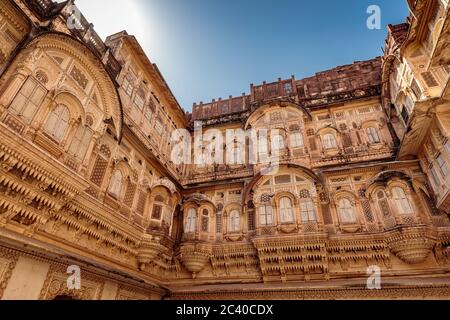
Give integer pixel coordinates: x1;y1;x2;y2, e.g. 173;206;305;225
223;202;242;216
23;32;123;140
333;190;359;205
151;178;178;195
112;159;132;180
365;170;428;199
52;91;85;123
386;180;412;196
273;191;299;207
243;164;323;205
183;193;216;211
316;125;341;136
361;119;382;130
244;101;312;130
365;170;412;193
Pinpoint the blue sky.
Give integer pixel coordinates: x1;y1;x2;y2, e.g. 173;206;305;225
75;0;409;111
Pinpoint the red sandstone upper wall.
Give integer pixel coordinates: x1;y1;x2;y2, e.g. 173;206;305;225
189;57;382;122
297;58;382;99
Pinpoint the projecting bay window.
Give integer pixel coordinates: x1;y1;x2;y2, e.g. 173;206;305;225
9;77;47;124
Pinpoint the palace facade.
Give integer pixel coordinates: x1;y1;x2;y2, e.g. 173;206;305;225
0;0;449;300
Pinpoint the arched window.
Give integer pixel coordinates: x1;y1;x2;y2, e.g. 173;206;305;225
201;209;209;232
273;135;285;150
259;204;274;226
185;208;197;233
68;125;93;160
366;127;381;144
229;210;241;232
392;187;413;214
44;104;70;143
108;170;123;198
9;77;47;123
338;198;357;224
290;132;304;148
300;198;316;222
323;134;337;149
279;197;295;223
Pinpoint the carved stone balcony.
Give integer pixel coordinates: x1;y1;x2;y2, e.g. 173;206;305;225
387;226;437;264
137;235;165;271
176;242;212;278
